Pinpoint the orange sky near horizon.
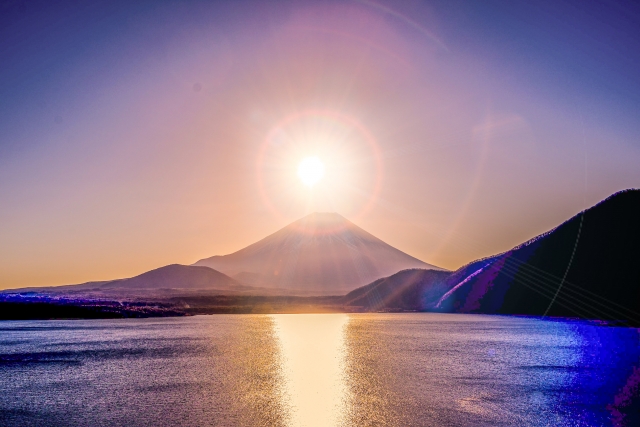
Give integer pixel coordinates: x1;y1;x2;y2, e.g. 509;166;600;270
1;0;639;289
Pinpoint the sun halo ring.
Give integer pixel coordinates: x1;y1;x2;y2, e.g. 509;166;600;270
256;110;383;223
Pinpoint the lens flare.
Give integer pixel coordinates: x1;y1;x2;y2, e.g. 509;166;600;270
297;156;325;187
257;110;383;222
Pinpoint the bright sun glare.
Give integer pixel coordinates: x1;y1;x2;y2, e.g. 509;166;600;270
297;156;325;187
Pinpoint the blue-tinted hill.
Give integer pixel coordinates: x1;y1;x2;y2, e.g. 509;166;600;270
345;189;640;325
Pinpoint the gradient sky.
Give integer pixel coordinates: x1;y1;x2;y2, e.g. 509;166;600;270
1;0;639;289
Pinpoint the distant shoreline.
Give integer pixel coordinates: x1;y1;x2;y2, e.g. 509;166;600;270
1;295;636;327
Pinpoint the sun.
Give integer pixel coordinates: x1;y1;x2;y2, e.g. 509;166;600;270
297;156;325;187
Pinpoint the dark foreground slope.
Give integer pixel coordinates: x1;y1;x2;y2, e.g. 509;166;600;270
344;190;640;325
435;189;640;324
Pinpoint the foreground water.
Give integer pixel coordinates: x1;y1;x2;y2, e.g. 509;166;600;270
1;314;638;427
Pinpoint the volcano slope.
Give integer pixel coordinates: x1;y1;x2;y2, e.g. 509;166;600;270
194;212;443;295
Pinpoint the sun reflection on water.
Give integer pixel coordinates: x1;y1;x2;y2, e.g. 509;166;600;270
271;314;349;427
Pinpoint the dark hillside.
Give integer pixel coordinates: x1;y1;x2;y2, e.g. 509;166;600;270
436;190;640;325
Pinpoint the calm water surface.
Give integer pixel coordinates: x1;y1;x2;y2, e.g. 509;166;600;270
1;313;638;426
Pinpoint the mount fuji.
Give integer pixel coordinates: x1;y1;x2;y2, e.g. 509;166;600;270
194;212;444;295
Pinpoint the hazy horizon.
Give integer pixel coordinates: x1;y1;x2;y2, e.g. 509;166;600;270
2;0;640;289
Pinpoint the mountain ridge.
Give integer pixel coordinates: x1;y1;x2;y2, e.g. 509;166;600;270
194;212;444;294
344;189;640;325
4;264;250;296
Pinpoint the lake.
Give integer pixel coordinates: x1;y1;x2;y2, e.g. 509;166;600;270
1;313;638;426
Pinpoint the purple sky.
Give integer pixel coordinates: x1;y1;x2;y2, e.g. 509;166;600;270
1;0;639;288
